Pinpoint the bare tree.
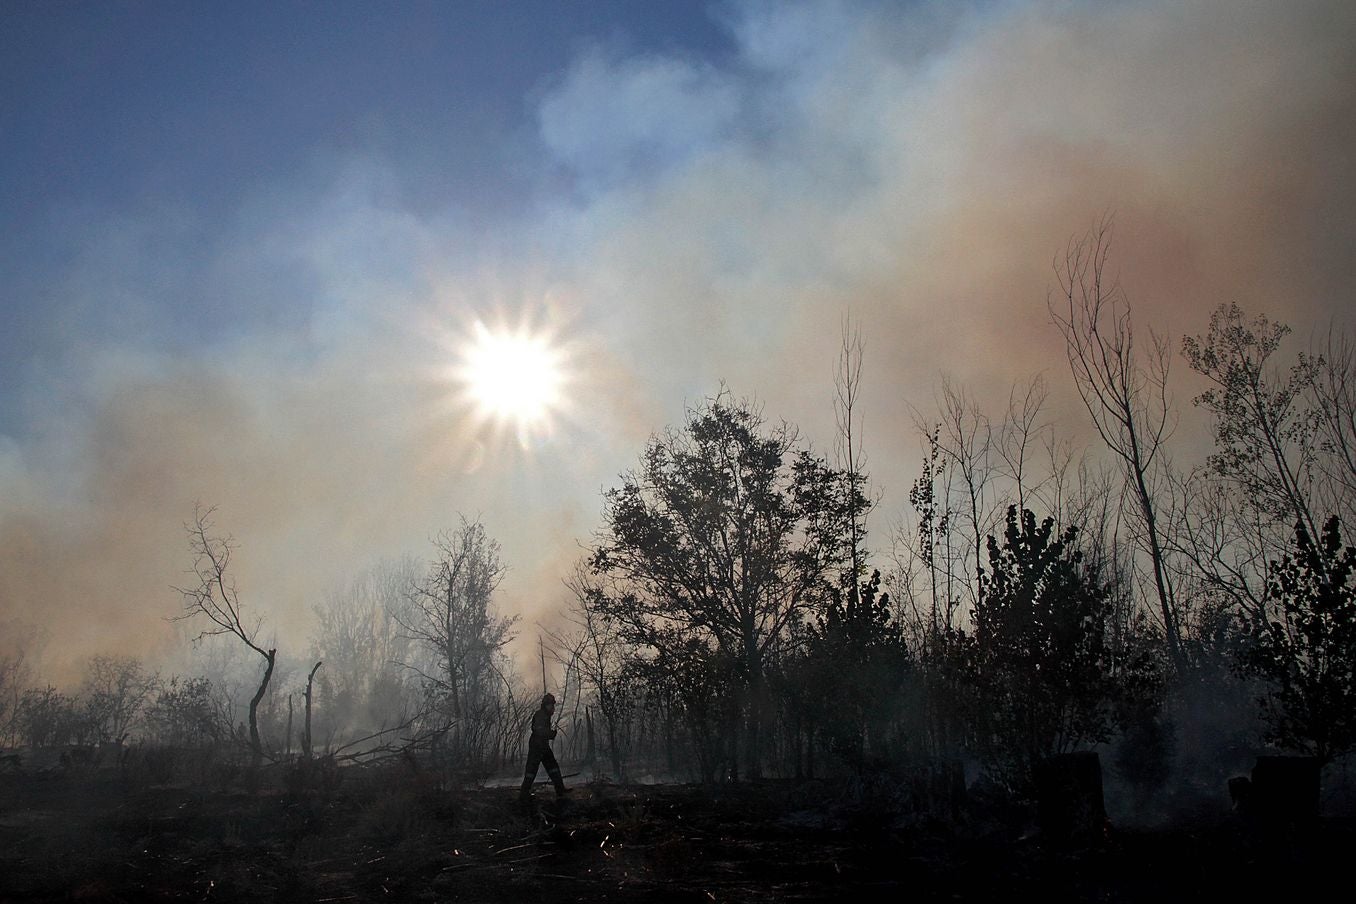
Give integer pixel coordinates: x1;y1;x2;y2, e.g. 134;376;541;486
173;503;276;768
561;565;641;779
834;315;873;597
0;619;37;746
81;655;156;744
897;424;955;639
16;686;85;747
934;378;994;612
995;376;1053;517
310;556;422;740
1170;470;1270;616
1050;220;1185;673
396;517;517;761
144;675;229;748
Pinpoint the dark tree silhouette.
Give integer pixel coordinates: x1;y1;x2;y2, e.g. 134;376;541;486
587;391;859;779
800;569;912;775
144;676;226;748
173;504;276;769
1182;302;1321;543
1050;220;1184;673
968;506;1116;792
625;638;740;784
1240;516;1356;765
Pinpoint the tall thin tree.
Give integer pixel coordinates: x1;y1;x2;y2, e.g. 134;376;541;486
1050;220;1184;673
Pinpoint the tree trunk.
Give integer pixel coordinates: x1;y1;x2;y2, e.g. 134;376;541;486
743;634;763;780
303;661;322;761
284;694;294;758
1128;440;1186;674
727;704;741;783
248;648;277;770
584;706;596;767
664;709;676;776
608;724;623;781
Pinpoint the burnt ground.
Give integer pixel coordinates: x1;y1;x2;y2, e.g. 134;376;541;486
0;763;1351;903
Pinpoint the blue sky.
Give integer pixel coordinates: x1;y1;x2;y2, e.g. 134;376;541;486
0;1;734;216
2;0;1354;678
0;0;734;430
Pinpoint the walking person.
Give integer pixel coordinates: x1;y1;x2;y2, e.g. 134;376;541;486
520;693;568;799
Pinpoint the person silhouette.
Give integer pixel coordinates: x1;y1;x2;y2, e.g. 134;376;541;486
520;692;568;799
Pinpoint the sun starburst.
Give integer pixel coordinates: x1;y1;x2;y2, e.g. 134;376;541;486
456;320;568;443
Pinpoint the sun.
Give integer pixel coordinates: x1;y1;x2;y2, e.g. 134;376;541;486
457;320;567;436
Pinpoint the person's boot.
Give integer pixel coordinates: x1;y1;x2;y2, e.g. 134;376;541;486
519;775;535;800
548;765;568;798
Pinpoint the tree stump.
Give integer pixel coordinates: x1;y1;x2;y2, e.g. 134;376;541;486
1246;755;1320;824
1034;751;1106;845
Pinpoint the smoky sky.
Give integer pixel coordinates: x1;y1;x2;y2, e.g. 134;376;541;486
2;0;1354;681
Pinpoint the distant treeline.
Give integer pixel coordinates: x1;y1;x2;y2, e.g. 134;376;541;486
3;230;1354;808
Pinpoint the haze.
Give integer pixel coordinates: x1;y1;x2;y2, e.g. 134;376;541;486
2;0;1354;681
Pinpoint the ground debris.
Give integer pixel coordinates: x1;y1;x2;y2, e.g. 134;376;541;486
0;770;1352;902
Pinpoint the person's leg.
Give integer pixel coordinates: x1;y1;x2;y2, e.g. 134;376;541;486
541;746;567;796
520;745;542;797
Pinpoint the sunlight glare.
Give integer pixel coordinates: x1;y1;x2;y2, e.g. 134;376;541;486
459;321;566;434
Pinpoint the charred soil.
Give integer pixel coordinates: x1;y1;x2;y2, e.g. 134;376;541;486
0;765;1349;902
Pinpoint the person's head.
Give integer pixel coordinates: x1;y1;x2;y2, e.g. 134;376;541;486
542;692;556;711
